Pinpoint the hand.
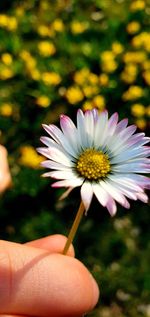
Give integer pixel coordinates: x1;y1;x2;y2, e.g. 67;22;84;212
0;234;99;317
0;145;12;193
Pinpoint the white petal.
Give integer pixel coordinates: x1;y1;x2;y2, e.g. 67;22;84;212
100;180;130;209
43;170;77;179
92;108;99;122
41;160;74;170
40;136;56;147
52;178;83;188
108;125;137;155
84;110;95;147
112;162;150;173
107;176;138;200
107;112;119;136
136;192;148;203
92;182;110;207
126;174;150;189
106;198;117;216
42;124;62;144
77;109;89;148
115;118;128;133
60;114;81;153
94;110;108;148
111;147;150;164
81;182;93;212
37;146;73;166
108;174;143;192
111;136;150;156
41;125;77;158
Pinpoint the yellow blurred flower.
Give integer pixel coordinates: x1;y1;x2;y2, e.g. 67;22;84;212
0;14;8;27
30;69;41;81
82;100;93;111
37;24;54;37
99;73;109;86
146;105;150;116
19;146;44;169
111;42;124;55
1;53;13;65
38;41;56;56
40;1;49;10
74;68;90;85
83;85;99;97
20;51;37;69
131;103;145;117
74;69;98;88
0;15;18;31
135;118;146;130
126;21;141;34
15;7;24;17
130;0;145;11
7;17;18;31
92;95;105;109
101;51;117;73
122;86;144;101
132;32;150;52
143;70;150;85
101;51;115;61
125;63;137;76
52;19;64;32
121;63;138;83
88;73;99;85
36;96;51;108
41;72;61;85
0;68;14;80
0;103;13;116
123;51;146;64
71;21;88;34
20;50;31;60
65;86;84;104
142;60;150;70
82;95;105;112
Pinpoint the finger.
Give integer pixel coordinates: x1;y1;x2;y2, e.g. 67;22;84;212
0;145;12;193
25;234;75;257
0;240;99;317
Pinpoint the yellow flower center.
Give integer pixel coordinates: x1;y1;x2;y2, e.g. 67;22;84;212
76;148;111;180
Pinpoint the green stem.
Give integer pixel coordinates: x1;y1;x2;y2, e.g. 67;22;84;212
63;201;85;255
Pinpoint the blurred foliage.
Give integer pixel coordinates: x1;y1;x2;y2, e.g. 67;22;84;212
0;0;150;316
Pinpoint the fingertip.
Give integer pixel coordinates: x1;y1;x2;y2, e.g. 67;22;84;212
25;234;75;257
89;274;100;310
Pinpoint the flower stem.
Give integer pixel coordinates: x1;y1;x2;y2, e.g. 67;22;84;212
63;201;85;255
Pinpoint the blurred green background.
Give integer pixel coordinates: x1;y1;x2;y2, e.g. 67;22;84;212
0;0;150;316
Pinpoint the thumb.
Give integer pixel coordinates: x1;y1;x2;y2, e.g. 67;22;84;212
0;240;99;317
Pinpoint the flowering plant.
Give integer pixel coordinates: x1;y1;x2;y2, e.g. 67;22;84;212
38;109;150;254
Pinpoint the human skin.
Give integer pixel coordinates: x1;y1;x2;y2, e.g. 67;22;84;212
0;145;12;193
0;234;99;317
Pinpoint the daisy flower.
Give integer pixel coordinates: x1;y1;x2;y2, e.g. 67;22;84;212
38;109;150;216
38;109;150;254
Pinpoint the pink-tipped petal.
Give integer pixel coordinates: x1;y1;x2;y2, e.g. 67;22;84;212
92;183;110;207
106;198;117;217
44;170;77;180
100;180;130;209
136;192;149;203
81;182;93;212
107;112;119;136
115;118;128;133
60;114;81;153
52;178;83;188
